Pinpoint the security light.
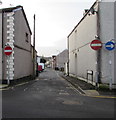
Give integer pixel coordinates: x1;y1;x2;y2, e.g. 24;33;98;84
90;7;98;15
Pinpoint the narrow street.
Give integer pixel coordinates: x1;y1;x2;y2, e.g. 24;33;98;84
2;68;115;118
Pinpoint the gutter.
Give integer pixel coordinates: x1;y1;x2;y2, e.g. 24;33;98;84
2;9;4;81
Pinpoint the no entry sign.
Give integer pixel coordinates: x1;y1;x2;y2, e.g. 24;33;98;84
90;40;102;50
4;46;12;56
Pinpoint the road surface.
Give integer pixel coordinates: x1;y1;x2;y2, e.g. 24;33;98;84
2;68;115;118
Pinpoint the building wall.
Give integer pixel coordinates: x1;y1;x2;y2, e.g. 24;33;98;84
114;2;116;87
68;1;116;87
68;2;98;82
2;7;33;80
56;49;68;70
0;13;2;80
99;2;115;85
13;9;33;79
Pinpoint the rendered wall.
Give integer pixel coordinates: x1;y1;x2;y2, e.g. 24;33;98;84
68;2;98;82
2;8;33;80
99;2;115;85
13;9;33;79
0;13;2;80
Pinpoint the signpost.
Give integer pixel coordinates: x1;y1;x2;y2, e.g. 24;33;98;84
90;40;102;50
105;41;115;90
90;40;102;88
4;45;12;84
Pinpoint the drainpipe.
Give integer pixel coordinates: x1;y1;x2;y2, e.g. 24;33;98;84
96;1;101;88
2;10;4;83
33;14;36;79
67;36;69;76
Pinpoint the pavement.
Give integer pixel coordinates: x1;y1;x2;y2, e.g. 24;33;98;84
59;72;116;98
0;84;8;89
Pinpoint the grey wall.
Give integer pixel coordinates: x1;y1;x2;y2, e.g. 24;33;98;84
56;49;68;69
13;9;33;79
114;2;116;87
0;13;2;80
2;8;33;80
99;2;115;84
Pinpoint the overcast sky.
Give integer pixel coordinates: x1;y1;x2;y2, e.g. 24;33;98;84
0;0;96;57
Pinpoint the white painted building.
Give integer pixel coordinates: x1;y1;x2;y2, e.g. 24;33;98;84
68;0;116;89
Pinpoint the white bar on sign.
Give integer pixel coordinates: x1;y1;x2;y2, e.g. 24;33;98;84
7;12;14;17
4;50;12;53
91;44;102;46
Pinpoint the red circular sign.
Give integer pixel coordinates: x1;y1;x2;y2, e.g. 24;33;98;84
90;40;102;50
4;46;12;56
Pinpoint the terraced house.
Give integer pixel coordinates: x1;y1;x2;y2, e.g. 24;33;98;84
0;6;34;84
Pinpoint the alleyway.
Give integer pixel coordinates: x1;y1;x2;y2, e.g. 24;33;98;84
2;68;115;118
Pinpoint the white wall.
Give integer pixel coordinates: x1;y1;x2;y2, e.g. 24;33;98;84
0;13;2;80
68;2;98;82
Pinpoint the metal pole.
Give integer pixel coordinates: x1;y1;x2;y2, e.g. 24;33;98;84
7;56;10;85
109;52;112;90
96;1;101;88
33;14;35;78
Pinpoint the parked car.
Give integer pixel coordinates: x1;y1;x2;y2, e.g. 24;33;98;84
55;67;59;71
38;63;45;71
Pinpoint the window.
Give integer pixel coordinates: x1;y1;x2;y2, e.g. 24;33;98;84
25;33;28;42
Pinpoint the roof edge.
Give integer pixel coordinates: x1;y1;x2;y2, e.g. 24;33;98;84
0;5;32;35
67;1;97;38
